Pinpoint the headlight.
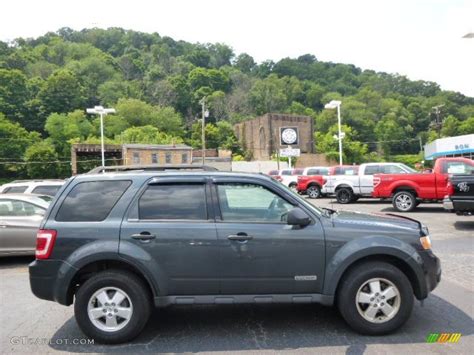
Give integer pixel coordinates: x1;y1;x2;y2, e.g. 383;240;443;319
420;235;432;250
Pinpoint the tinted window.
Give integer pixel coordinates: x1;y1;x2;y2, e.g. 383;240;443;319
292;169;304;175
268;170;278;176
381;165;407;174
56;180;131;222
0;199;44;216
334;167;358;175
139;184;206;220
4;186;27;193
32;185;61;196
281;170;292;175
364;165;380;175
307;168;328;175
217;183;293;222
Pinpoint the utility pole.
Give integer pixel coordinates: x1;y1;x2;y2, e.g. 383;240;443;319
199;97;209;165
431;104;445;138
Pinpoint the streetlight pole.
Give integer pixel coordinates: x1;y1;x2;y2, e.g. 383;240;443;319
324;100;343;165
86;106;116;167
199;97;209;165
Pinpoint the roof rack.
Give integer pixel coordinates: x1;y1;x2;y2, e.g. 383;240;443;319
9;179;64;183
87;164;218;174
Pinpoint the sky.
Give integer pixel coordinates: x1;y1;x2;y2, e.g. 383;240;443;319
2;0;473;96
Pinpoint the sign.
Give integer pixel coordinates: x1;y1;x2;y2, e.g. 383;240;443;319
280;147;301;157
280;127;299;145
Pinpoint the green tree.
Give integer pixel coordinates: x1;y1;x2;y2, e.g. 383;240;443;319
24;141;60;178
249;74;287;115
39;69;86;115
0;69;29;122
440;115;460;137
119;125;182;144
458;117;474;135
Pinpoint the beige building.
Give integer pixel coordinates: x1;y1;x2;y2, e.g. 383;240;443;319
122;144;193;165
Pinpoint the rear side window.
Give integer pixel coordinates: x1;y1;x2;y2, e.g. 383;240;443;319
56;180;131;222
3;186;27;193
364;165;380;175
281;170;292;175
32;185;61;196
307;168;328;175
381;165;406;174
139;184;207;220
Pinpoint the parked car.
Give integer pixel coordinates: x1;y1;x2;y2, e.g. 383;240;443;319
0;194;50;256
373;158;474;212
30;170;440;343
0;179;64;196
443;173;474;215
323;163;415;204
296;166;330;198
268;169;303;190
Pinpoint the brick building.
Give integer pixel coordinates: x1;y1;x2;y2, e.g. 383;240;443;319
122;144;193;165
234;113;315;160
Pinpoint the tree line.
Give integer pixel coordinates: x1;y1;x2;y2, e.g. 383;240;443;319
0;27;473;180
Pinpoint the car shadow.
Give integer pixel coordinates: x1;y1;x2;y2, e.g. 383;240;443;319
454;221;474;231
380;206;447;214
0;255;34;269
48;294;472;353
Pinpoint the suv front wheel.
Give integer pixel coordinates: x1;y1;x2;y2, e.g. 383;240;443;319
337;261;414;335
74;270;151;344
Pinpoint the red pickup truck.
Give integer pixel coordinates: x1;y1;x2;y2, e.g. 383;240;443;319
297;165;358;199
372;157;474;212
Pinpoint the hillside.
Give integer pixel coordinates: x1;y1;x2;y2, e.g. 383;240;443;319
0;27;473;178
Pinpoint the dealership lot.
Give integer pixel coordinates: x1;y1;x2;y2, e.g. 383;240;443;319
1;198;473;354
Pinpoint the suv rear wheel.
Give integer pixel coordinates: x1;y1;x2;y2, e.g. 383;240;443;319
307;185;321;199
337;261;414;335
74;270;151;344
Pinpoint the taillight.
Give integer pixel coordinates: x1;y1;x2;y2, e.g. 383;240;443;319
446;181;454;196
373;176;381;187
36;229;57;260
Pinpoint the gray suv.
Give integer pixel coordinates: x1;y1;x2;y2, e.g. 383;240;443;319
29;170;441;344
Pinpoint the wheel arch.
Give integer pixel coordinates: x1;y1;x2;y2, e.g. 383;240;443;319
391;183;420;197
335;183;353;192
323;238;427;301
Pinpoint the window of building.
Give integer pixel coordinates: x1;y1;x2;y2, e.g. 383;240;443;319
56;181;131;222
139;184;207;220
165;153;172;164
151;153;158;164
132;152;140;164
181;153;188;164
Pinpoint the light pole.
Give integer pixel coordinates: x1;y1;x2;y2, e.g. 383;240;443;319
324;100;343;165
86;106;116;167
199;97;209;165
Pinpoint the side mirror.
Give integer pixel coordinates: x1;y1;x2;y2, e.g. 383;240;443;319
287;207;311;227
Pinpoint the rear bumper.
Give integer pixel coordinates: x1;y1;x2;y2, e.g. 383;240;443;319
29;259;76;305
443;197;454;211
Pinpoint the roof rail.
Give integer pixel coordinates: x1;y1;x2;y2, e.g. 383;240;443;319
9;179;64;183
87;164;218;174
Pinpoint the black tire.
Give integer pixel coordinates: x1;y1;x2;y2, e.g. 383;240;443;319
289;182;297;191
336;187;354;204
307;185;321;199
74;270;152;344
337;261;414;335
351;196;360;202
392;191;417;212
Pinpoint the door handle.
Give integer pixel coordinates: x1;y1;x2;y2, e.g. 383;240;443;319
227;234;253;241
131;232;156;241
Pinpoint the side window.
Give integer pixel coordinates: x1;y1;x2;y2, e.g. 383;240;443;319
382;165;406;174
0;200;44;216
281;170;292;176
56;180;131;222
217;183;293;222
139;184;207;220
444;162;474;174
32;185;61;196
307;169;319;175
3;186;27;194
364;165;380;175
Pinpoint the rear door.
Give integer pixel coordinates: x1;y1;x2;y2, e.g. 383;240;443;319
359;165;379;194
120;176;219;295
212;177;325;295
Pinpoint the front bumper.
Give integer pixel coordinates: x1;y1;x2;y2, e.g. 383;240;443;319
419;249;441;295
443;197;454;211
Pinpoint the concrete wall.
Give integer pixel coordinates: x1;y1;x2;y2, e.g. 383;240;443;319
232;161;289;173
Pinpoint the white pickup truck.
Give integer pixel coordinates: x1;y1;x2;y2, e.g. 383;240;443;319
322;162;416;203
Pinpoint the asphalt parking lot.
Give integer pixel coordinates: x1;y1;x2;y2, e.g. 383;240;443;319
1;198;473;354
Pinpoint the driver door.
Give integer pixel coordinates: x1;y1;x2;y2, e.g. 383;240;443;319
212;179;325;295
